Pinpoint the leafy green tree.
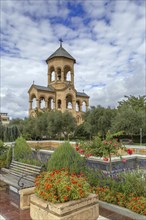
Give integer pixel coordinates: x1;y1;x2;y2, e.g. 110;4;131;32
111;106;146;136
83;105;117;138
47;111;63;139
118;95;146;111
61;111;77;139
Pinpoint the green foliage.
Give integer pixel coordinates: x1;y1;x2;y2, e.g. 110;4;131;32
84;167;106;187
0;124;20;142
83;105;117;138
47;142;85;174
0;140;8;168
111;106;145;135
116;171;146;197
8;95;146;140
118;95;146;111
14;136;32;161
11;111;77;140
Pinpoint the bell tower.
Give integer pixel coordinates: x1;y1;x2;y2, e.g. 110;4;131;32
28;41;89;124
46;40;76;90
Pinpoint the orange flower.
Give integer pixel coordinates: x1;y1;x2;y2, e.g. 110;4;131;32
65;185;71;190
63;196;68;201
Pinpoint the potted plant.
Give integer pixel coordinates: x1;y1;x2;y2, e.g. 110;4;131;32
30;142;99;220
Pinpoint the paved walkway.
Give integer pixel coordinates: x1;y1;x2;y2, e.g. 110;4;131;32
0;188;133;220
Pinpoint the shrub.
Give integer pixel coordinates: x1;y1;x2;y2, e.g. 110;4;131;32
35;169;91;203
0;140;8;168
47;142;85;174
14;136;32;161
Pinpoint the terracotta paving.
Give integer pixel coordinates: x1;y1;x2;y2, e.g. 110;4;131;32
0;187;133;220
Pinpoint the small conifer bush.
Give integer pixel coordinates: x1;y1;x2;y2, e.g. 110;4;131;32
14;136;32;161
47;142;85;174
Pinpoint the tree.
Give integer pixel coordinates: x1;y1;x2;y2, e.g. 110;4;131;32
118;95;146;111
83;105;117;138
111;97;146;136
61;111;77;140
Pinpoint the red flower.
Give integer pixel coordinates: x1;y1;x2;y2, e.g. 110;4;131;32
127;149;133;155
103;157;108;161
76;146;79;151
79;149;85;153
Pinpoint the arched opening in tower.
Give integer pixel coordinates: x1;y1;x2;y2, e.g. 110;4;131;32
64;66;72;82
57;68;61;81
66;95;73;109
40;97;45;109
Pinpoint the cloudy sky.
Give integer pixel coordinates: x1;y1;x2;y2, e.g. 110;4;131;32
1;0;145;119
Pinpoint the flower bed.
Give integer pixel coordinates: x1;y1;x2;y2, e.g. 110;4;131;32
96;186;146;215
35;169;91;203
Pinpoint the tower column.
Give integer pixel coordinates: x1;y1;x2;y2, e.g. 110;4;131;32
36;99;40;109
45;99;48;108
61;70;64;82
29;100;32;110
72;99;76;110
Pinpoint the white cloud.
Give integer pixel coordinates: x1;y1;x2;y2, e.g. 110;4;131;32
1;0;145;119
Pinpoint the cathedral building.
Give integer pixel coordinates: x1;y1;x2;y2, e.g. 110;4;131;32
28;42;89;124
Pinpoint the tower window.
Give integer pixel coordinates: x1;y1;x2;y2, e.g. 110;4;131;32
58;99;61;108
57;68;61;81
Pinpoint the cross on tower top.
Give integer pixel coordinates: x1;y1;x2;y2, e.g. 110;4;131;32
59;38;63;47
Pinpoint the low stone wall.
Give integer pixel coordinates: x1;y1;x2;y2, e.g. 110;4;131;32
32;148;146;173
27;140;76;149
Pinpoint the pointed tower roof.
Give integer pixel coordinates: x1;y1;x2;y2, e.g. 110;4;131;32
46;40;76;63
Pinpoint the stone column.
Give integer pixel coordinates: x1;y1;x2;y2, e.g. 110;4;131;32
72;99;76;110
45;100;48;109
61;71;64;82
36;99;40;109
29;101;32;110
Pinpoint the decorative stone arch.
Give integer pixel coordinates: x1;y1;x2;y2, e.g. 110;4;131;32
39;96;46;109
57;99;62;109
66;93;74;109
82;100;87;112
30;94;37;109
64;65;72;82
49;66;55;82
48;96;55;110
76;100;81;112
56;67;62;81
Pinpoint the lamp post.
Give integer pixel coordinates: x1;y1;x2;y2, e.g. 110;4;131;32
140;128;142;146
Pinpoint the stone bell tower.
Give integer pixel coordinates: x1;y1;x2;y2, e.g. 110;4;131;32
28;40;89;124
